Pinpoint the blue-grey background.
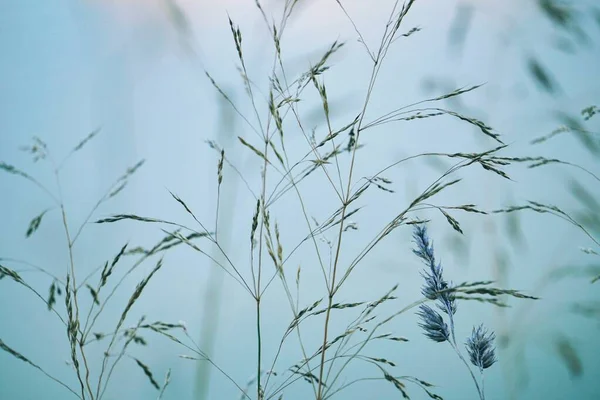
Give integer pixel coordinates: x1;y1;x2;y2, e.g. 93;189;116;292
1;0;599;399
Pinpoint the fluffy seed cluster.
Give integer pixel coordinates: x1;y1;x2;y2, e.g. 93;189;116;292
412;224;497;371
412;224;456;342
465;324;498;370
416;304;449;343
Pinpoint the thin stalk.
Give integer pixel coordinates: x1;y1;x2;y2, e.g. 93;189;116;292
315;6;393;394
255;134;271;398
481;369;485;399
449;340;484;399
315;214;346;400
53;165;95;400
256;300;262;399
445;302;483;399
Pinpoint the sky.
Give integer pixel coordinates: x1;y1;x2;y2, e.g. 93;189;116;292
1;1;599;399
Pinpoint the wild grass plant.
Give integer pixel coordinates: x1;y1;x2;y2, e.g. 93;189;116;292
3;1;597;399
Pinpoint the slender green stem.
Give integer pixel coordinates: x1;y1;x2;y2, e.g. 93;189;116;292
446;304;483;400
315;3;395;393
255;133;271;398
481;369;486;400
53;163;95;400
449;341;483;399
315;211;346;400
256;300;263;399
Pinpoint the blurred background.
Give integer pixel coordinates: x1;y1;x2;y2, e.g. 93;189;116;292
1;0;599;399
